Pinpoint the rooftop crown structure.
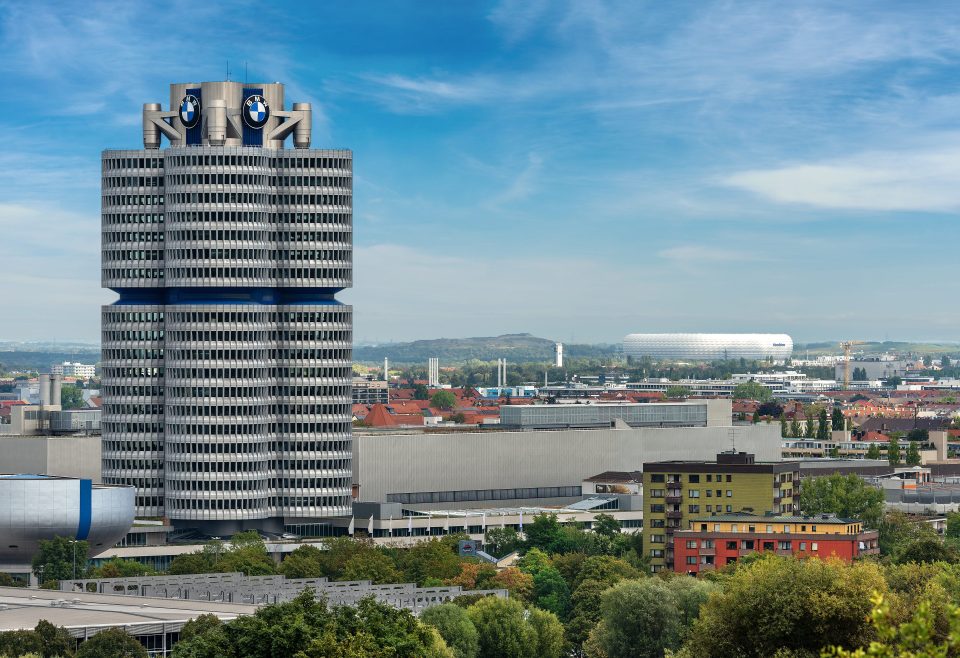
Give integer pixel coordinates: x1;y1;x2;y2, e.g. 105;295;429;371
101;80;353;536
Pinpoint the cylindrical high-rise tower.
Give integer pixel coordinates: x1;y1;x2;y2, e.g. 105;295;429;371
101;80;353;536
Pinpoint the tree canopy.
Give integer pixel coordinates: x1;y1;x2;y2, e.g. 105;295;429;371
799;473;885;528
732;381;772;402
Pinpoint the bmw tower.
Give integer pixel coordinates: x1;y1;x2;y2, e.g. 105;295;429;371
101;81;353;536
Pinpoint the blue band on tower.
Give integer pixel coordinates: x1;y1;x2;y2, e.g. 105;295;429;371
76;479;92;541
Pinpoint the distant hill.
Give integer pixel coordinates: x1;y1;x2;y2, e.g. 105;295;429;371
354;333;617;364
0;351;101;373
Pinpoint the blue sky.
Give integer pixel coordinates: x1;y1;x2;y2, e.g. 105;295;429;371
2;1;960;345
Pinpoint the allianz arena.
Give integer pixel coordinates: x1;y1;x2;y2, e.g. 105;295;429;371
0;475;135;564
623;333;793;361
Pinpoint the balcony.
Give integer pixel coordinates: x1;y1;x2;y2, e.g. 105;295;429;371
665;495;682;504
739;548;756;557
666;511;683;520
698;547;716;556
666;481;682;490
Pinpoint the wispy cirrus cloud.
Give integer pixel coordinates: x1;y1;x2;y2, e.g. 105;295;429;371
723;141;960;212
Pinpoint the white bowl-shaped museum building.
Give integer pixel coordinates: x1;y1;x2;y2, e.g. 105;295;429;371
0;475;135;563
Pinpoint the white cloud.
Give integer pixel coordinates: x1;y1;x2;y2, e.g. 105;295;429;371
658;245;764;264
723;142;960;212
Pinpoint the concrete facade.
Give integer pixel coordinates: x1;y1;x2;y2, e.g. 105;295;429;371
353;422;782;508
0;436;102;481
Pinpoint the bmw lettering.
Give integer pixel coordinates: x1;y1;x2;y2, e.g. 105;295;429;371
243;94;269;129
179;94;201;128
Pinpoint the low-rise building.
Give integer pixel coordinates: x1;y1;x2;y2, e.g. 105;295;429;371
642;452;800;573
673;513;879;573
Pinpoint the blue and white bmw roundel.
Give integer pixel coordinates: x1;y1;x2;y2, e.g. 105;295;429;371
180;94;200;128
243;94;269;129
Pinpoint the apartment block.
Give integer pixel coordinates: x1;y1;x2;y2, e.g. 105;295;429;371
642;452;799;572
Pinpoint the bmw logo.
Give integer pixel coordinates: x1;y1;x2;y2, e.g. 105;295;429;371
243;94;270;129
179;95;201;129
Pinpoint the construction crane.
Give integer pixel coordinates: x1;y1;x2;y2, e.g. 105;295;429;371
840;340;866;390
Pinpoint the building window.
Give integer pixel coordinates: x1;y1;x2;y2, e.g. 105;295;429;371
726;505;732;512
650;489;665;498
689;490;700;498
689;474;700;483
651;534;665;544
650;474;665;483
686;556;697;565
778;541;792;550
651;549;664;558
799;542;807;551
706;505;712;512
726;490;733;497
706;490;712;497
726;541;737;550
707;475;713;482
726;475;732;482
686;540;698;549
650;504;665;513
688;505;700;513
766;525;773;533
811;542;818;551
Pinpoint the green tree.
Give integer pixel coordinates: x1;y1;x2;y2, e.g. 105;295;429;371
866;443;882;460
751;410;760;424
665;385;691;399
59;384;85;409
832;406;845;431
888;435;902;466
683;556;886;657
430;390;457;410
592;514;621;539
732;381;771;402
780;416;789;437
894;537;960;564
531;564;570;617
484;527;521;558
587;579;683;658
906;440;922;466
943;356;952;368
467;597;536;658
790;418;801;439
799;473;885;528
278;545;324;579
878;511;939;558
946;511;960;541
0;630;43;658
524;515;564;553
413;383;430;400
817;408;830;440
76;627;147;658
527;608;565;658
887;376;903;388
34;620;75;658
823;592;960;658
32;536;88;584
218;532;276;576
421;604;479;658
806;415;817;439
342;550;403;584
396;538;462;585
88;558;155;579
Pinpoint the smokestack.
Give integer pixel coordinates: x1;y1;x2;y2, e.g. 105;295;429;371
51;374;62;407
39;374;51;406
